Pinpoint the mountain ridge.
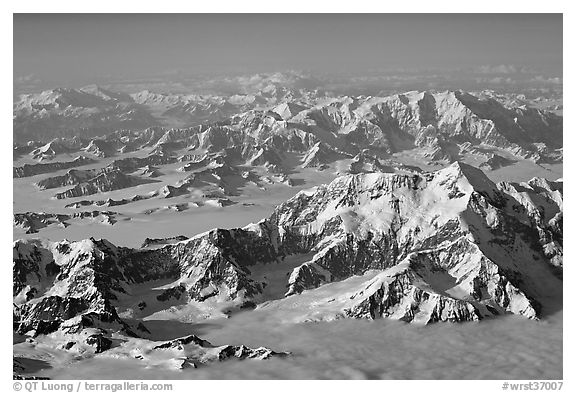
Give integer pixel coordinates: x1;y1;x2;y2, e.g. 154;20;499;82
14;88;562;170
14;162;562;333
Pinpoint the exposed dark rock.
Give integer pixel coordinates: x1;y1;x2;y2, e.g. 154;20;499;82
85;333;113;353
14;156;95;178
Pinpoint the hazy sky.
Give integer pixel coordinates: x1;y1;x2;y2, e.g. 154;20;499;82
14;14;562;86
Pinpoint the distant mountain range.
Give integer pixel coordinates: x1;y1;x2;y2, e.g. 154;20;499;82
14;78;562;164
15;87;562;170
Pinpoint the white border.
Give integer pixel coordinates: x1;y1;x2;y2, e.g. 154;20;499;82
2;2;572;390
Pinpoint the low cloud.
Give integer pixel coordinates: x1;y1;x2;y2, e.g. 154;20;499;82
474;64;533;75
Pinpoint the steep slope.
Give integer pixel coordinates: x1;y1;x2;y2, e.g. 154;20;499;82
148;162;560;322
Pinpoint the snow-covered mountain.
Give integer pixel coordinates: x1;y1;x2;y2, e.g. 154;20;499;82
12;235;289;377
14;85;562;168
14;87;159;143
13;76;322;143
14;88;562;203
14;162;562;345
12;78;564;377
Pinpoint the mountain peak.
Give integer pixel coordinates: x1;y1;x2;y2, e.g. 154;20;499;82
437;161;499;198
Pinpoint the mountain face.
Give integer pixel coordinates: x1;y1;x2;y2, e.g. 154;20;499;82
14;163;562;339
143;161;560;323
288;90;561;163
12;237;289;375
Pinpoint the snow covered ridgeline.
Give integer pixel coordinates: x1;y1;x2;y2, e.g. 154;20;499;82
12;238;290;372
258;161;562;322
14;163;561;334
15;88;562;168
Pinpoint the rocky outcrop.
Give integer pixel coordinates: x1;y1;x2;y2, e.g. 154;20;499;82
148;334;289;368
301;142;350;168
496;177;563;271
14;212;70;234
85;333;113;353
30;140;77;160
479;153;514;170
83;139;118;157
14;156;95;178
14;211;119;234
53;170;157;199
108;154;176;173
141;235;189;249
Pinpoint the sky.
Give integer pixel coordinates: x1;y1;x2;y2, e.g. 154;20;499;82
13;14;562;87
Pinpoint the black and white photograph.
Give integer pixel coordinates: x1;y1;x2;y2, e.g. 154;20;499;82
7;6;571;385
